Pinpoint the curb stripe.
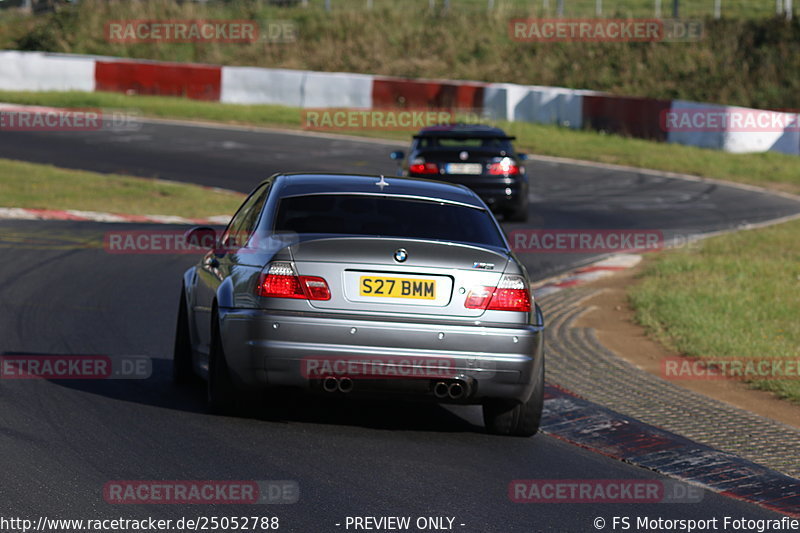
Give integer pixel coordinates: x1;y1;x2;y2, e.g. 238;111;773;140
542;384;800;517
0;207;229;226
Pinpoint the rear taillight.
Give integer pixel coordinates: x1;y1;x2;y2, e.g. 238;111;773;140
409;158;439;175
256;262;331;301
487;158;520;176
464;275;531;312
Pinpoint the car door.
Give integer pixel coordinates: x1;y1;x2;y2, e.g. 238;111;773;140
193;183;270;357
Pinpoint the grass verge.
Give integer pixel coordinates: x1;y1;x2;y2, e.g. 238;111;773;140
0;158;243;219
2;90;800;195
629;219;800;403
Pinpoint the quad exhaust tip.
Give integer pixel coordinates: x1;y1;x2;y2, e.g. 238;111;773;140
433;378;473;400
321;376;354;393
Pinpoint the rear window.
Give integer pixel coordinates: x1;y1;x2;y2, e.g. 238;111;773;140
416;136;514;152
274;194;506;248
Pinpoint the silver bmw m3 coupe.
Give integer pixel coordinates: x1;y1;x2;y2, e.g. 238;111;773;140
173;173;545;436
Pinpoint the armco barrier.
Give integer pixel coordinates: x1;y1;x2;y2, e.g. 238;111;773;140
482;83;588;129
0;50;796;157
371;77;485;110
220;66;304;106
220;68;373;108
95;60;221;101
582;94;672;141
666;100;800;156
0;51;95;92
302;71;373;109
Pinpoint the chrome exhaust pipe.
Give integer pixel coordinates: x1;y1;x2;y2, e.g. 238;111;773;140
337;376;354;393
448;378;473;400
322;376;339;393
433;381;450;398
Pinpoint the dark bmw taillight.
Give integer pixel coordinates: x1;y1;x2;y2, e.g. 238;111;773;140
464;275;531;312
256;262;331;301
409;158;439;175
487;157;520;176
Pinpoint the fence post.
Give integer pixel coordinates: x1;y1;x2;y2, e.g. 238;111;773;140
713;0;721;18
488;0;495;10
557;0;564;17
654;0;661;18
787;0;794;19
596;0;602;16
324;0;332;12
777;0;784;16
672;0;679;17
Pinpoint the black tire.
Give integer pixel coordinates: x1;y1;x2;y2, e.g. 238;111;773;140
172;287;195;385
483;359;544;437
207;312;240;414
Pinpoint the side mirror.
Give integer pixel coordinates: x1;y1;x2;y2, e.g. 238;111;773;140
390;150;405;160
517;153;529;161
184;226;217;249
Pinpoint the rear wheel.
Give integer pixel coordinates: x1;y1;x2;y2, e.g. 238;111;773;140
483;359;544;437
172;287;194;385
207;313;240;414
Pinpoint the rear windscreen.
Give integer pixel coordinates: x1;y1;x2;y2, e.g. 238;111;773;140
274;194;506;248
416;136;514;152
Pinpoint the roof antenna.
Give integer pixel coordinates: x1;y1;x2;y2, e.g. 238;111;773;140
375;175;390;191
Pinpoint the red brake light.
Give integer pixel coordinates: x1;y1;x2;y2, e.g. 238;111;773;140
464;275;531;312
488;159;520;176
409;162;439;175
256;262;331;301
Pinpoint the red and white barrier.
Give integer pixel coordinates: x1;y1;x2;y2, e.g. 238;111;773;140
0;51;797;156
0;51;95;92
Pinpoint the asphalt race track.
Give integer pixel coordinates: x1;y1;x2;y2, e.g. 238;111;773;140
3;120;800;279
1;121;799;532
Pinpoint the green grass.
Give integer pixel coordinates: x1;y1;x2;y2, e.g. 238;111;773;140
629;219;800;403
2;0;798;109
2;90;800;195
0;158;243;218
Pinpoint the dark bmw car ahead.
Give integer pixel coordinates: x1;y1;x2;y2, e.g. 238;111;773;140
391;124;529;222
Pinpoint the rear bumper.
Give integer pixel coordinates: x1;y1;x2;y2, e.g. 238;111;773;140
409;174;528;211
218;308;544;403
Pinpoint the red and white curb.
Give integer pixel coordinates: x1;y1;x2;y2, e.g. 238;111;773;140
0;207;230;226
532;254;641;298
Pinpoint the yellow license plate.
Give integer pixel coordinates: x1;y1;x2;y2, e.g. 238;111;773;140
359;276;436;300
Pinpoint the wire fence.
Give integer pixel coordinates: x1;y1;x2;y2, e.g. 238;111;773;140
0;0;793;19
303;0;794;19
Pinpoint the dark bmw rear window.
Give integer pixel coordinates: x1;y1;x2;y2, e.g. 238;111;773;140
274;194;506;248
416;136;514;152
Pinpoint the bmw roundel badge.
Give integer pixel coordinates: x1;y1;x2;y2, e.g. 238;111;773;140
394;248;408;262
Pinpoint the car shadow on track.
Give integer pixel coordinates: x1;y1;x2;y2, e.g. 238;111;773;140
23;355;485;435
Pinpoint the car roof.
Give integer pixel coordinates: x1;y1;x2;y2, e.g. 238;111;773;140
269;173;486;209
414;124;513;139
